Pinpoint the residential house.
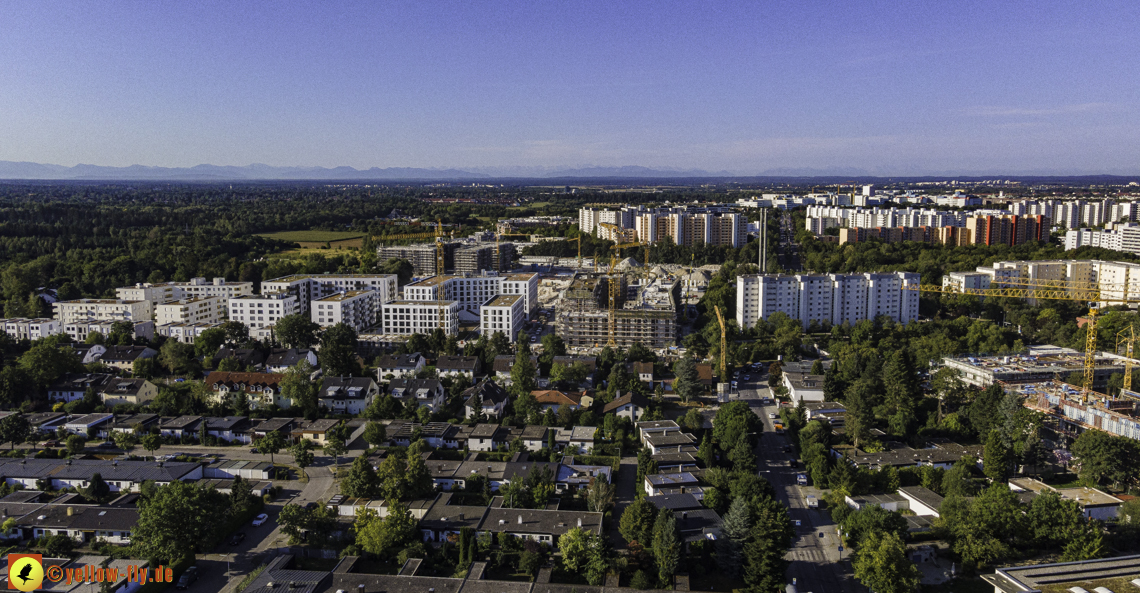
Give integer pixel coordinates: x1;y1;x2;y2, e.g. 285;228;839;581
389;379;446;412
159;415;203;439
205;371;289;410
521;425;549;451
105;413;159;435
204;416;252;443
644;431;697;455
97;345;158;372
214;347;266;371
1008;477;1124;520
550;355;598;387
557;426;596;454
71;344;106;365
783;372;826;403
99;378;158;406
24;412;67;435
376;353;426;381
531;390;586;412
19;505;138;545
696;363;714;387
62;414;113;436
493;355;539;385
603;392;652;421
637;420;680;444
0;458;202;492
435;356;481;381
265;348;318;372
479;505;604;546
644;472;703;499
46;374;113;404
628;361;654;382
645;493;704;512
419;492;491;543
468;424;506;452
463;379;509;420
249;417;294;441
293;419;342;445
319;376;379;415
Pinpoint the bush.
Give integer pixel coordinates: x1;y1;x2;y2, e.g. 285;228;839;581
630;570;652;590
518;550;542;576
37;534;75;556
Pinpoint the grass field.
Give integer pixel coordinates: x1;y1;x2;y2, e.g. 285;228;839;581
257;230;365;243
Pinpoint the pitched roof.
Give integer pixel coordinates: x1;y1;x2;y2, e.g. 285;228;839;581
206;371;284;391
551;356;597;372
214;347;266;366
696;363;713;384
101;378;152;397
603;391;652;413
493;355;538;375
531;390;583;407
99;345;156;363
376;353;424;369
463;378;509;408
435;355;480;372
47;373;114;392
265;348;314;368
320;376;376;400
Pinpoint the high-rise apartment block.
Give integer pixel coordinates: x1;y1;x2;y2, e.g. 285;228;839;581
260;274;398;314
381;300;459;336
376;243;460;276
227;293;300;330
735;272;920;330
54;299;152;324
403;272;539;321
154;296;226;326
480;295;525;342
311;291;379;332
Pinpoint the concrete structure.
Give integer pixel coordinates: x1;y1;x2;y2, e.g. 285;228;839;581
404;272;539;321
154;296;225;326
0;318;61;340
116;277;254;316
736;271;920;330
381;300;459;336
227;292;301;331
783;372;825;403
63;320;154;342
942;346;1128;390
261;273;398;314
311;290;378;331
982;555;1140;593
555;274;679;349
481;294;525;342
53;299;151;324
156;321;221;343
1008;477;1124;520
376;243;460;276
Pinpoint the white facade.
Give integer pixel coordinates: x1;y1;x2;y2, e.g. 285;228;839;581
311;290;378;332
63;320;155;342
116;277;253;317
736;272;920;330
261;274;398;313
942;271;992;292
579;207;635;235
156;322;222;343
480;295;525;342
381;300;460;336
155;296;225;326
404;272;539;320
1;318;62;340
227;292;300;330
54;299;151;324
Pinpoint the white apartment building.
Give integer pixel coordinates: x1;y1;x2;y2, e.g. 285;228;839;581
1;318;62;341
736;272;920;330
157;322;222;344
260;274;398;314
155;296;226;326
403;272;539;321
381;300;459;336
54;299;152;324
116;277;254;317
480;294;525;342
63;320;155;342
311;290;378;332
941;260;1140;307
579;207;637;236
1065;225;1140;255
227;293;300;330
633;210;748;248
942;271;993;292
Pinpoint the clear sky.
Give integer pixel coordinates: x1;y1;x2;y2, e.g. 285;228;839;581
1;1;1138;174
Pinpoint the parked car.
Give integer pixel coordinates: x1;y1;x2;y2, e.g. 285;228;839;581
175;566;199;589
97;441;117;449
769;413;777;419
250;448;259;453
304;502;319;510
252;513;269;527
41;440;59;447
230;532;246;546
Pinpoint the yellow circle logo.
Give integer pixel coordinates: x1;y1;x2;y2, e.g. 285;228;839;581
8;554;44;592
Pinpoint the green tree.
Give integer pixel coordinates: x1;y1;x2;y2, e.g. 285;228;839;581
558;527;594;572
80;472;113;503
585;472;615;513
18;340;83;388
380;258;415;286
281;360;321;418
255;429;286;465
132;357;158;379
275;314;321;349
983;430;1011;482
354;501;417;557
158;339;200;376
698;432;716;468
66;435;86;456
193;327;229;358
133;481;228;564
363;422;387;447
342;456;381;498
852;530;921;593
652;509;680;586
290;440;315;469
510;331;537;397
323;423;349;473
319;323;361;376
0;366;33;409
140;434;162;458
742;499;793;593
112;431;136;457
619;497;658;546
672;356;701;403
715;498;751;579
0;414;31;451
1071;429;1140;490
711;401;759;451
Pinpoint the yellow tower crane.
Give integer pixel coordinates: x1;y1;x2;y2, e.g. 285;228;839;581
907;276;1140;401
714;305;728;384
1118;326;1137;392
604;240;644;348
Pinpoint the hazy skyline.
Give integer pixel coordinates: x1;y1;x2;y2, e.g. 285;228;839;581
2;1;1138;175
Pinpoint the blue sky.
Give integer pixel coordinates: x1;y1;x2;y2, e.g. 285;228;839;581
1;1;1137;174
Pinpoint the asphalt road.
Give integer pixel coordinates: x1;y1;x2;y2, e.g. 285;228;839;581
736;378;855;593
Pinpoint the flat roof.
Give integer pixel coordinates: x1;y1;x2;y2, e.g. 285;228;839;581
483;294;522;307
406;276;456;287
314;290;372;301
385;299;457;306
990;554;1140;590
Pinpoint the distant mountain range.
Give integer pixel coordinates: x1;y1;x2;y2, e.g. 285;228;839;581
0;160;1136;181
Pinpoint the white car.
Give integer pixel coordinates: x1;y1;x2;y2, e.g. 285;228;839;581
252;513;270;527
769;413;777;419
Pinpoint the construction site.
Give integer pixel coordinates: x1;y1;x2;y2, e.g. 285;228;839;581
941;345;1132;390
554;270;682;349
1005;380;1140;443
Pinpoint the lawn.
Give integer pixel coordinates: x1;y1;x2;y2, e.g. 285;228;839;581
257;230;366;243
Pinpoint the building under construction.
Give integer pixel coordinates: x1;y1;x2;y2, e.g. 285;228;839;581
1004;381;1140;442
377;242;460;276
555;273;680;349
941;345;1129;391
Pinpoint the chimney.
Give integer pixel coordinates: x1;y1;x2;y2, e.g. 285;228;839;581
67;507;74;516
682;512;688;521
577;518;582;528
517;515;523;524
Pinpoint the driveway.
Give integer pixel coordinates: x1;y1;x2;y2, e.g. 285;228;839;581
609;455;638;549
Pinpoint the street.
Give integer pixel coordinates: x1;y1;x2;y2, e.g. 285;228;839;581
735;375;854;593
